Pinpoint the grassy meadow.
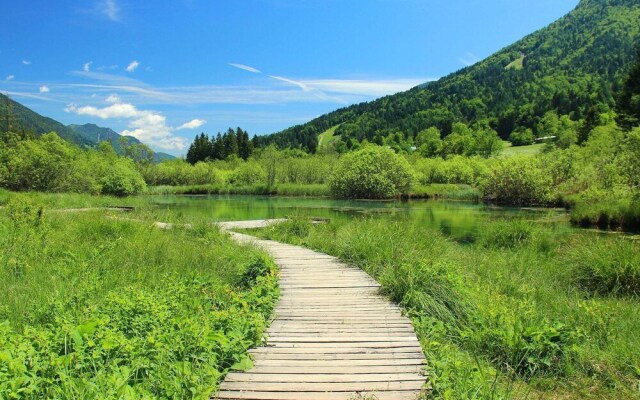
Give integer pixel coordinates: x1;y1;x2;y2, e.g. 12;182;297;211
0;194;279;398
247;217;640;399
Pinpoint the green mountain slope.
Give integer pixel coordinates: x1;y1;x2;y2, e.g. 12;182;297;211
255;0;640;150
0;93;91;146
68;124;175;162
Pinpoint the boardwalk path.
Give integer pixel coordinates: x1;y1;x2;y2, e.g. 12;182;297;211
215;220;427;400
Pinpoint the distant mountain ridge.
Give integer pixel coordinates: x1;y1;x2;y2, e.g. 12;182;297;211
255;0;640;150
68;124;175;162
0;93;91;146
0;93;174;162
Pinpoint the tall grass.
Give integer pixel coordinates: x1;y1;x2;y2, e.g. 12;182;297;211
250;216;640;399
0;197;279;398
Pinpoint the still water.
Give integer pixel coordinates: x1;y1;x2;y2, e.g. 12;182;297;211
150;195;570;242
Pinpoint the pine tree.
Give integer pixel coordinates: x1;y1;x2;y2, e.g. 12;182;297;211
617;48;640;130
222;128;239;159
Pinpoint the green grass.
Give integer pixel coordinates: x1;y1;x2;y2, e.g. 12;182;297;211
247;217;640;399
0;195;279;398
505;55;525;70
317;125;341;149
501;142;546;157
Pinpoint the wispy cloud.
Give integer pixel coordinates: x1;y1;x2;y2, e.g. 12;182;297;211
302;78;426;97
6;75;14;81
39;85;50;93
22;60;31;65
99;0;120;21
459;52;481;66
126;60;140;72
83;62;92;72
176;119;206;130
269;75;311;91
229;63;262;74
65;101;188;150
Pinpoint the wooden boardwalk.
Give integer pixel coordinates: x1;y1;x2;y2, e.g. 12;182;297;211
214;220;427;400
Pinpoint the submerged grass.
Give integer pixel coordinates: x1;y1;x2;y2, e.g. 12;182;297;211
249;216;640;399
0;196;279;398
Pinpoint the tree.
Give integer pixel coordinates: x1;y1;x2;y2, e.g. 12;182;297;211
442;122;475;156
509;128;534;146
186;133;211;164
222;128;239;159
236;127;253;160
473;126;503;158
616;48;640;130
415;127;442;157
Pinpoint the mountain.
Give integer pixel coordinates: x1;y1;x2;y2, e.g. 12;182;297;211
0;93;92;146
255;0;640;151
0;93;175;162
68;124;175;162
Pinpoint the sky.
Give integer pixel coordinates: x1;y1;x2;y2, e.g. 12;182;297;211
0;0;579;156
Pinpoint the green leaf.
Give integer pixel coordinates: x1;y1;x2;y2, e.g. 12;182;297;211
230;355;253;371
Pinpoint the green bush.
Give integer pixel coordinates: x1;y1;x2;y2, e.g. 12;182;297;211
329;145;414;199
481;157;552;205
227;161;267;185
99;159;147;196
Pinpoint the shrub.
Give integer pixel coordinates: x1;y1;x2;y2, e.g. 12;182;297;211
509;128;535;146
481;157;552;206
227;161;267;185
99;159;147;196
329;145;414;199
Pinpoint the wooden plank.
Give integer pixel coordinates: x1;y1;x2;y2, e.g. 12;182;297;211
215;390;425;400
247;365;425;374
218;381;425;392
251;358;425;367
250;352;425;360
224;372;424;383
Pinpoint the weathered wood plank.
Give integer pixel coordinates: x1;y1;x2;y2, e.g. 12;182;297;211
215;390;424;400
224;372;424;383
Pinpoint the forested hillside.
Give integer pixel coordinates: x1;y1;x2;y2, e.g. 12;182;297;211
255;0;640;151
0;93;91;147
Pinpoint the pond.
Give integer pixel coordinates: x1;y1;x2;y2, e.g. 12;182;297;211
150;195;571;243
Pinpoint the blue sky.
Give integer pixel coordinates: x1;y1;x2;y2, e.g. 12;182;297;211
1;0;578;155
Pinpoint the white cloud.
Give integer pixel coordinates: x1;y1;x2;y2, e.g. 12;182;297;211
65;101;188;151
302;78;427;97
99;0;120;21
125;60;140;72
269;75;311;91
6;75;14;81
105;94;121;103
22;60;31;65
39;85;50;93
229;63;262;74
176;119;206;130
459;52;481;66
83;62;92;72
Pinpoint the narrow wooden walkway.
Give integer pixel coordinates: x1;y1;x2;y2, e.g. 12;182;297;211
214;220;427;400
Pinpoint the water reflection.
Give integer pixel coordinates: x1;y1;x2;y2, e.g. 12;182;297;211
150;195;570;241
